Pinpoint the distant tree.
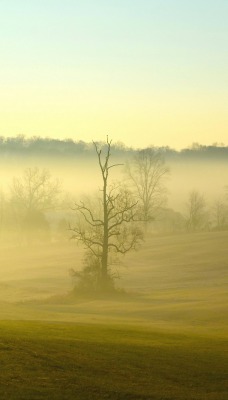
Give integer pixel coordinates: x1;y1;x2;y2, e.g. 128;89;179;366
213;199;228;230
125;148;169;227
70;137;143;292
11;167;60;213
185;190;208;232
0;189;6;239
225;186;228;202
10;167;60;242
0;189;21;244
150;207;185;234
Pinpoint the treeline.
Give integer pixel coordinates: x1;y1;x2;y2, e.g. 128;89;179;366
0;135;228;160
0;136;129;159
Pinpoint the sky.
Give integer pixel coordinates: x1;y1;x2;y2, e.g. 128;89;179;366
0;0;227;149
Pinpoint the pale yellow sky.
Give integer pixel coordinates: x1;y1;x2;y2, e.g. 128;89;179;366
0;1;227;149
1;84;227;149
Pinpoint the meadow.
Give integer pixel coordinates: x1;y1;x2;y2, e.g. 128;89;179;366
0;230;227;399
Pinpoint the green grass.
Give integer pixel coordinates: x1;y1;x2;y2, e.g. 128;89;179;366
0;231;227;398
0;320;227;400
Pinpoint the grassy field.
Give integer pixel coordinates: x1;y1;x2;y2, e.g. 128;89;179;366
0;320;227;400
0;231;227;399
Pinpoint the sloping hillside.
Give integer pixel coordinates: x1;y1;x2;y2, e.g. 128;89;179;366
0;231;227;336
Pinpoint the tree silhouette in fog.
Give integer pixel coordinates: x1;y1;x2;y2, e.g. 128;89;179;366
185;190;208;232
11;167;60;242
70;137;143;292
126;148;169;227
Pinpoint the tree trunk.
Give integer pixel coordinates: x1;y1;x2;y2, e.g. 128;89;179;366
101;176;109;289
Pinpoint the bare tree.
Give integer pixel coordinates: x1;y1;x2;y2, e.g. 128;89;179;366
185;190;208;232
70;137;143;291
10;167;60;242
11;167;60;213
0;189;6;240
126;148;169;227
225;185;228;202
213;199;228;230
212;186;228;230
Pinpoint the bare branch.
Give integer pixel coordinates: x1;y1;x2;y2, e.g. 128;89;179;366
72;201;103;226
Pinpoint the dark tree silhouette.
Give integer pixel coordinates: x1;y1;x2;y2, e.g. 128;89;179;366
71;137;143;291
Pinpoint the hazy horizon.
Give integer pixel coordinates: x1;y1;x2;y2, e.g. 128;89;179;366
1;134;228;151
0;137;227;215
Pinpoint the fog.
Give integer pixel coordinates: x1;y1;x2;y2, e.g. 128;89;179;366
1;153;227;210
166;160;228;211
0;144;227;321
